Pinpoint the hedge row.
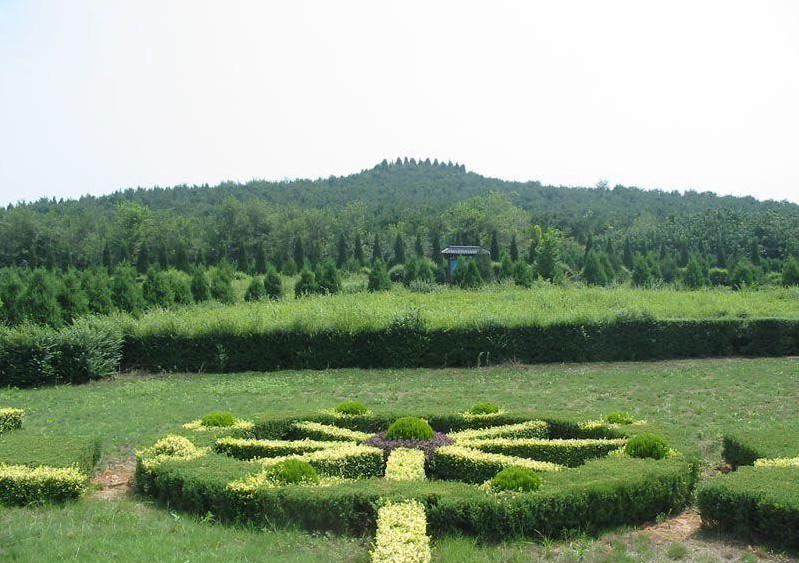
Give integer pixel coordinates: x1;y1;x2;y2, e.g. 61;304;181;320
4;318;798;387
698;466;799;549
0;464;88;505
722;425;799;468
136;455;697;540
458;438;627;467
430;445;562;483
214;437;341;460
122;319;799;373
0;319;121;387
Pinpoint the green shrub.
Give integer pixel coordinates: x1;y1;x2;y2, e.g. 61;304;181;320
0;432;102;473
722;426;799;467
334;401;369;416
263;459;319;485
0;464;88;505
386;417;434;440
200;411;237;428
489;466;542;492
469;402;500;415
698;466;799;549
604;411;634;425
624;433;668;460
215;437;338;460
0;408;24;434
430;445;560;483
462;438;626;467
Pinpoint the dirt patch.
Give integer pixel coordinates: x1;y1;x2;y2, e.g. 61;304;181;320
91;458;136;500
644;510;702;543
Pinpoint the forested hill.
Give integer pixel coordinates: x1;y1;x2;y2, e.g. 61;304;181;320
2;157;798;270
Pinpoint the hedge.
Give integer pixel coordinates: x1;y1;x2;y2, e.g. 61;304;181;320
0;431;103;473
121;318;799;373
0;408;24;434
698;466;799;549
136;455;697;540
214;437;342;460
457;438;627;467
429;445;562;483
0;319;121;387
722;425;799;468
0;464;88;505
4;317;799;387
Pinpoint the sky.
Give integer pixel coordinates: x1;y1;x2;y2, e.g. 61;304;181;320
1;0;797;205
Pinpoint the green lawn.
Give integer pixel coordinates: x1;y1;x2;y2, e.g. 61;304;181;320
1;357;797;561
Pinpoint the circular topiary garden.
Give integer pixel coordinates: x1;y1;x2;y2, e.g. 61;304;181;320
136;405;697;561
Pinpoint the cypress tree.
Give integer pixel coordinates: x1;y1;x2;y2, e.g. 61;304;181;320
582;251;608;286
112;262;145;314
165;270;194;305
264;265;283;299
782;258;799;286
136;243;150;274
623;238;634;269
535;231;558;281
353;232;365;265
174;243;190;272
430;232;442;263
190;268;211;302
142;267;174;308
282;257;298;276
509;235;519;262
371;234;382;263
293;238;305;267
245;276;266;301
236;244;249;273
58;269;90;322
336;233;348;267
102;242;113;270
82;268;115;315
253;245;268;274
157;245;169;270
730;260;756;289
0;269;25;325
490;230;500;259
318;261;342;294
500;254;514;280
631;254;652;287
209;262;236;303
294;266;318;297
512;261;534;288
367;259;391;292
414;233;424;257
20;269;62;326
393;233;406;265
683;255;708;289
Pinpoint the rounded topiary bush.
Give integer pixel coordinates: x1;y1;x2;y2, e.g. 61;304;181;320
469;402;500;415
386;417;434;440
200;411;237;428
334;401;369;416
264;459;319;485
604;411;634;425
489;466;542;492
624;433;669;460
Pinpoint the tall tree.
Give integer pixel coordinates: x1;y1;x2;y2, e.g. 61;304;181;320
392;233;406;265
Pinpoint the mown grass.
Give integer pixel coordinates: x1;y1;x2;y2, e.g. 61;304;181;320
119;285;799;336
1;357;797;561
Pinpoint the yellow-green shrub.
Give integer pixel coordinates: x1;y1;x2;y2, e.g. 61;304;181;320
0;464;88;505
371;500;431;563
385;448;426;481
0;408;24;434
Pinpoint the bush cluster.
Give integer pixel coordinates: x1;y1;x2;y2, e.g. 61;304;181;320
0;464;89;505
0;408;24;434
334;401;369;416
200;411;237;428
469;402;500;415
0;319;121;387
263;459;319;485
386;417;434;440
489;466;542;492
624;433;669;460
604;411;634;425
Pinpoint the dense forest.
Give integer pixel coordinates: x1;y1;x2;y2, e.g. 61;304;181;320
2;158;799;327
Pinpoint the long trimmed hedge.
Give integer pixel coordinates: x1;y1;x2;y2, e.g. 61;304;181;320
137;455;697;540
121;318;799;373
3;317;799;387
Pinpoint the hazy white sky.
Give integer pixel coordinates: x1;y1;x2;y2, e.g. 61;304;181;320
1;1;797;205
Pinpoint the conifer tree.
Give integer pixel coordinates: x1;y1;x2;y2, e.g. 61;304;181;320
174;243;190;272
631;254;653;287
367;259;391;292
236;244;249;273
371;233;382;263
623;238;634;269
582;251;608;286
0;269;25;325
102;242;113;270
393;233;406;265
282;257;298;276
245;276;266;301
293;238;305;267
535;231;558;281
20;269;62;326
157;245;169;270
143;267;174;307
58;269;90;322
253;245;267;274
209;262;236;303
136;243;150;274
264;265;283;299
414;232;424;257
318;261;342;294
730;260;756;289
782;258;799;286
490;230;500;259
190;268;211;302
336;234;348;267
353;232;365;265
430;231;442;263
82;268;115;315
509;234;519;262
294;266;318;297
112;262;145;314
683;255;708;288
513;261;534;288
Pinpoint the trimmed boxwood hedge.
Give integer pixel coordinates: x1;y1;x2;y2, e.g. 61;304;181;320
458;438;626;467
722;426;799;468
137;455;697;540
698;466;799;549
4;317;799;387
121;319;799;373
0;431;103;472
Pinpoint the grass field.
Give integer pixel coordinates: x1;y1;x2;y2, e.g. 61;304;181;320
121;285;799;336
1;357;797;561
